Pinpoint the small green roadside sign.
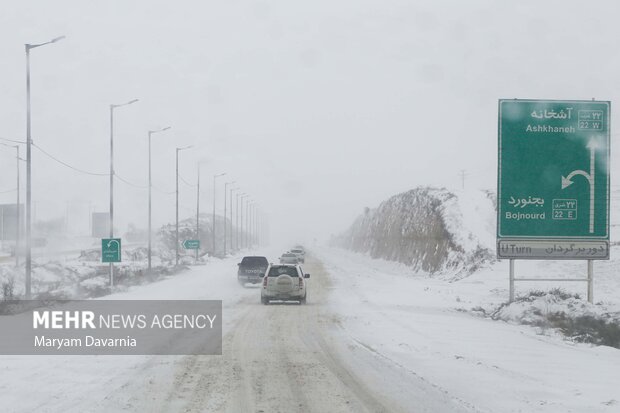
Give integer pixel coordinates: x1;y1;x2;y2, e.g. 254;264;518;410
497;99;610;259
183;239;200;250
102;238;121;263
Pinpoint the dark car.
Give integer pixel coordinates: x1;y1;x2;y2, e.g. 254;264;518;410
237;256;269;286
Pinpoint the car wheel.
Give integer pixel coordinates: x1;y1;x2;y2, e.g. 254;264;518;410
261;296;269;305
300;294;306;305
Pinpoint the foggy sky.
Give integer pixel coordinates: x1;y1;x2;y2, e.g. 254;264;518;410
1;0;619;244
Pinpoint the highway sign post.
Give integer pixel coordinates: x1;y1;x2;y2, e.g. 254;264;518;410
497;99;610;302
102;238;121;263
183;239;200;250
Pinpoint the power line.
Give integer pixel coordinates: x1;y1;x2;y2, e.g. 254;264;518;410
32;143;108;176
0;188;17;194
0;137;26;144
179;174;196;187
114;173;148;189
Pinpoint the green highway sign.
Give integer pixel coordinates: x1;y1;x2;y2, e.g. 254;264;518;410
102;238;121;263
182;239;200;250
497;99;610;259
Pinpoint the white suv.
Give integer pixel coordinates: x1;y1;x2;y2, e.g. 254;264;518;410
261;264;310;304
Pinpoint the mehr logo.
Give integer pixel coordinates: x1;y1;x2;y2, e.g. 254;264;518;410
33;311;96;329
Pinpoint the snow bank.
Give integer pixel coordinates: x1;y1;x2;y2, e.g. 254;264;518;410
478;288;620;348
333;186;496;278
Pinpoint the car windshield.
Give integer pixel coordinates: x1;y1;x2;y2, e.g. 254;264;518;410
282;254;296;258
240;257;268;266
268;266;298;277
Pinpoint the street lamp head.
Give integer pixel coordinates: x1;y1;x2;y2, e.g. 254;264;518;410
214;172;226;178
177;145;193;151
112;98;139;109
149;126;171;135
27;35;66;50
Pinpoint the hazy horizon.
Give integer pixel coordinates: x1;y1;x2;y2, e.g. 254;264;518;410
1;0;619;244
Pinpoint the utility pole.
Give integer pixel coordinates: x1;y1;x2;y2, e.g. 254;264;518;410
459;169;467;190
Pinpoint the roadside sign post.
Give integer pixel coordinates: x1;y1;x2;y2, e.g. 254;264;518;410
498;99;610;303
102;238;121;286
183;240;200;265
102;238;122;263
183;239;200;250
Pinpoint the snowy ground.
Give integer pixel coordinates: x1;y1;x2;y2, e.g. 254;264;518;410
0;248;270;413
0;244;618;412
316;245;620;412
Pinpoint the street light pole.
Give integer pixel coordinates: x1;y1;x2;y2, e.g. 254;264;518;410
246;200;254;249
229;186;238;252
223;181;235;256
147;126;171;273
175;145;192;266
15;146;20;267
25;35;65;299
257;209;262;248
212;173;225;257
239;194;248;249
250;203;257;248
109;99;138;287
196;163;200;263
236;193;244;251
254;206;259;248
248;203;253;248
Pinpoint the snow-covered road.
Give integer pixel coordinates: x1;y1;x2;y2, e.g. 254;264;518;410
0;247;619;412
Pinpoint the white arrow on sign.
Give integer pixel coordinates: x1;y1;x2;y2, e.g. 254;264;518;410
561;138;598;233
107;239;120;253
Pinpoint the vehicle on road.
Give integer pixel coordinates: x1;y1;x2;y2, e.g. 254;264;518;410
237;256;269;286
279;252;299;264
290;248;305;263
261;264;310;304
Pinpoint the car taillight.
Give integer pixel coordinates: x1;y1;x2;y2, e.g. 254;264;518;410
263;277;268;288
298;277;303;288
